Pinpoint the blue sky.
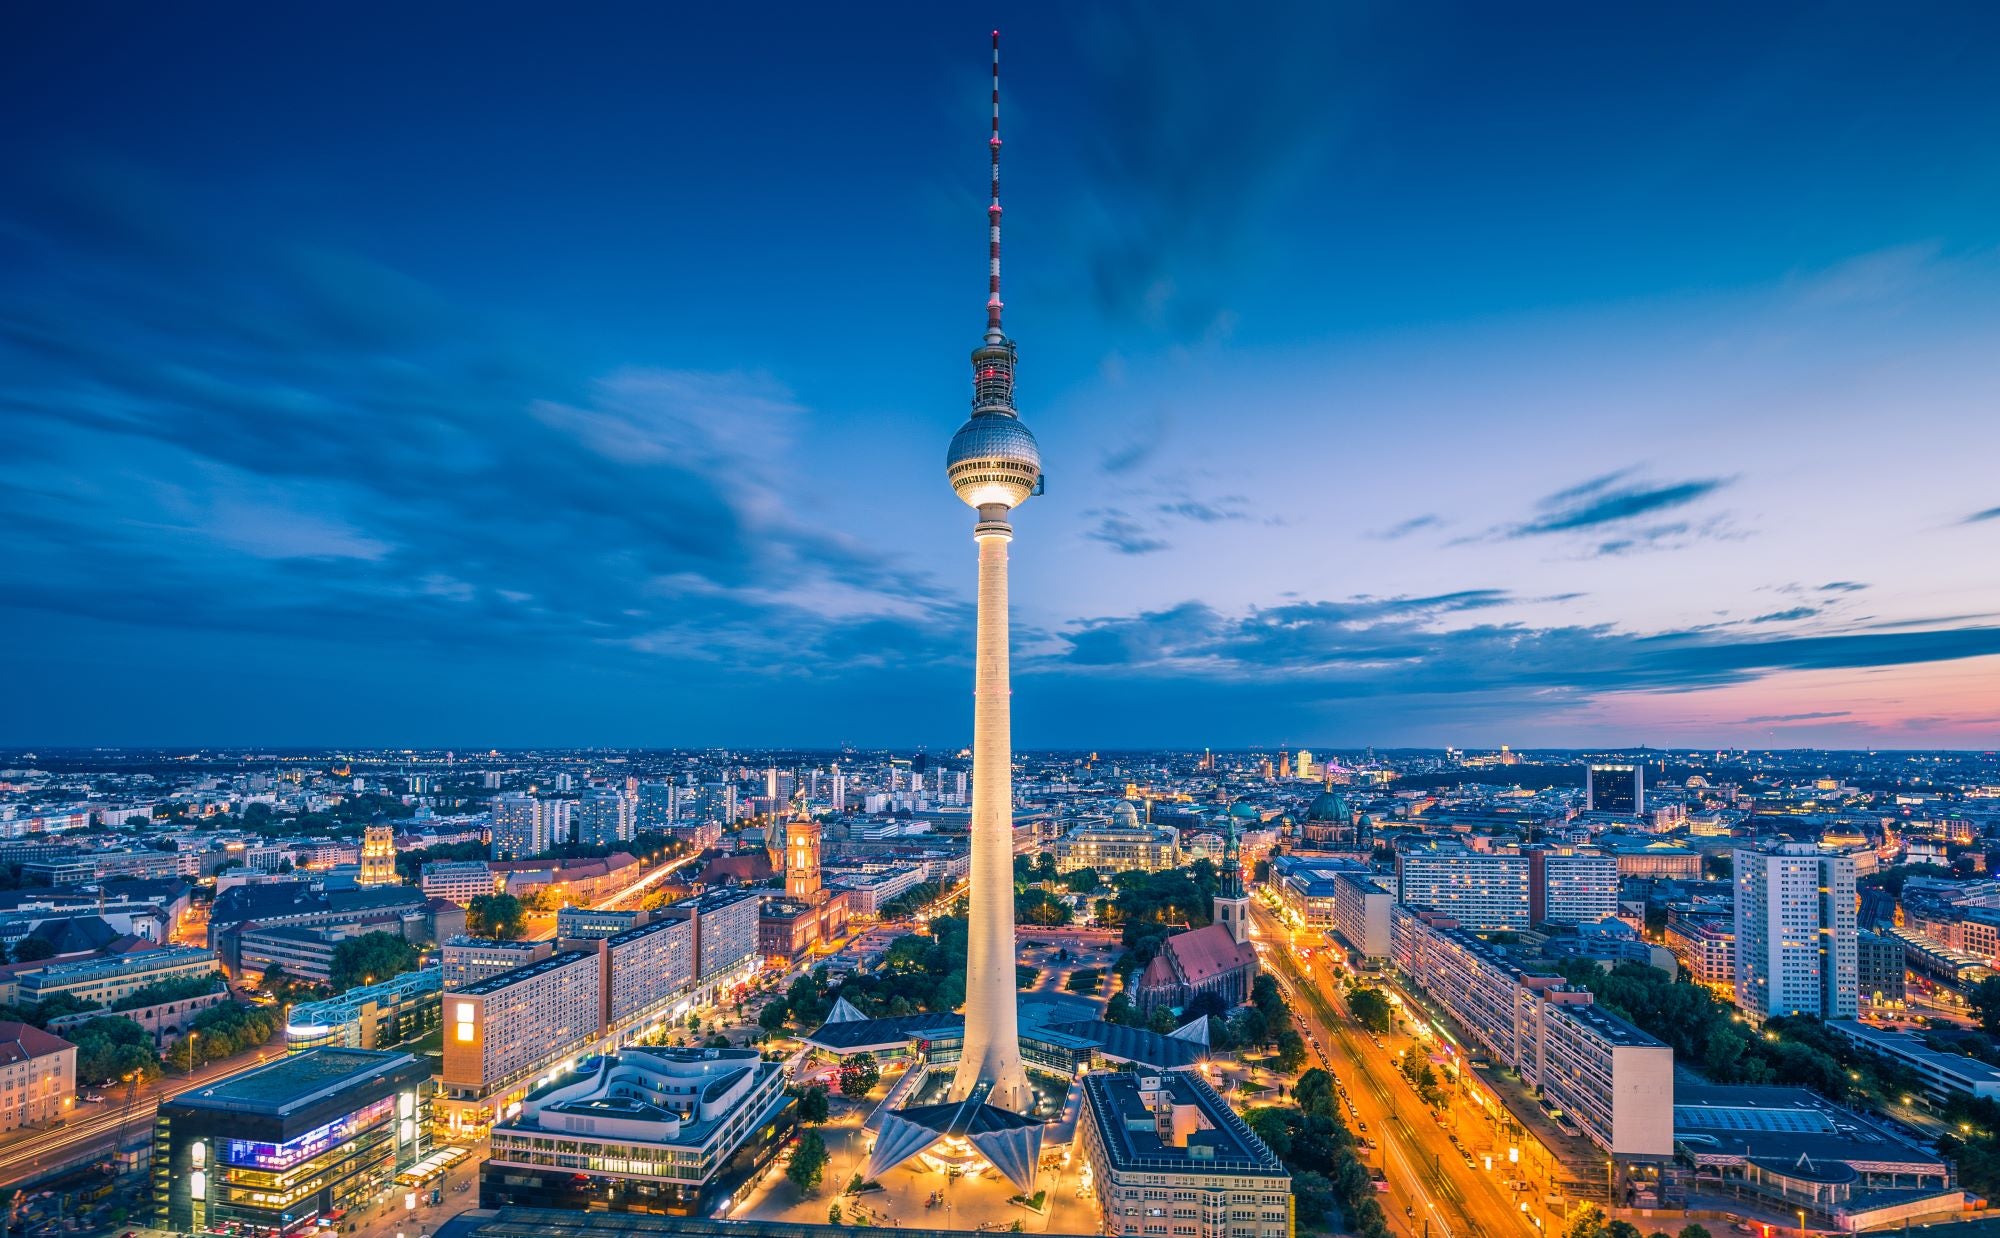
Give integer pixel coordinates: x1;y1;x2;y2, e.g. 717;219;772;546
5;2;2000;749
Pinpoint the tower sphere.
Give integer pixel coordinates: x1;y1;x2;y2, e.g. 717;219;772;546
946;413;1041;510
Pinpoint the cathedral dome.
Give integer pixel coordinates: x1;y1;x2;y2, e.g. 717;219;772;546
1304;791;1348;822
1111;800;1141;829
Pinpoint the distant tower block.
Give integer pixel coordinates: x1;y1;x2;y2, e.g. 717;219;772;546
942;29;1042;1118
359;823;398;886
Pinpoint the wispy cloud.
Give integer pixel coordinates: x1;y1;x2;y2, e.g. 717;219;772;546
1511;471;1733;537
1964;506;2000;524
1084;513;1171;555
1370;514;1443;541
1751;607;1818;623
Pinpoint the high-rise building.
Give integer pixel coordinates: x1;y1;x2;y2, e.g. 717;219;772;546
1587;763;1645;815
830;766;847;813
636;781;676;833
358;823;398;886
1527;848;1620;926
490;793;546;860
574;789;634;848
1734;840;1858;1020
1294;749;1313;779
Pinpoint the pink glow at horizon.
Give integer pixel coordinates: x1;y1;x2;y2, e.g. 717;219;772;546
1591;655;2000;749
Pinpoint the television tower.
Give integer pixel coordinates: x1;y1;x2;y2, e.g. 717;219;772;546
944;29;1041;1115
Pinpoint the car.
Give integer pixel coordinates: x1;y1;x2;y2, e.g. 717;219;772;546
1356;1122;1367;1133
1463;1155;1477;1169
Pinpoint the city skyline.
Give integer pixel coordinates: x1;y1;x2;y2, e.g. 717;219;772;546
6;5;2000;749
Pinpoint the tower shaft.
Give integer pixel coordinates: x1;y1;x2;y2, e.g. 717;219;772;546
948;517;1031;1112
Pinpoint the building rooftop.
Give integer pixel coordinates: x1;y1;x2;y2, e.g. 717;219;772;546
460;949;595;997
1083;1071;1285;1177
1545;999;1666;1048
1674;1083;1943;1173
434;1210;1095;1238
0;1021;74;1065
170;1047;423;1116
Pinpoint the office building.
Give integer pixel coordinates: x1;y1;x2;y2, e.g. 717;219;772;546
1826;1020;2000;1102
238;925;356;986
575;789;635;848
1734;840;1857;1020
1270;854;1369;928
481;1046;792;1216
823;864;926;916
440;950;605;1138
1331;872;1394;960
19;945;219;1008
1587;764;1644;815
1528;849;1620;926
422;860;499;906
153;1048;432;1235
286;968;443;1051
1077;1071;1292;1238
1395;849;1531;931
358;824;398;886
0;1022;76;1133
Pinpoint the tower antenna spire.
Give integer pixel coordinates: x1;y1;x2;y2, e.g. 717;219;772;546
986;29;1004;342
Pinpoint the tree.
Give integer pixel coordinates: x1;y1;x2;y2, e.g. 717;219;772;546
1062;866;1100;894
9;937;55;964
795;1084;830;1125
788;1130;829;1194
1245;1107;1293;1159
1293;1069;1336;1119
259;962;296;1002
1565;1205;1609;1238
1273;1028;1307;1074
759;1001;791;1035
1604;1223;1643;1238
467;893;527;940
839;1052;881;1099
829;1204;843;1225
329;931;420;993
1348;987;1393;1034
1972;976;2000;1035
1678;1226;1713;1238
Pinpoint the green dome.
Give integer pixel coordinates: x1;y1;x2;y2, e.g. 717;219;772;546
1229;802;1260;820
1305;791;1348;822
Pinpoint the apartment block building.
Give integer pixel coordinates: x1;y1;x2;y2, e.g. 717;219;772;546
1390;905;1673;1158
1666;913;1737;990
603;915;697;1031
1395;849;1531;931
440;950;605;1137
1331;872;1393;960
441;937;553;991
1527;849;1620;926
1734;840;1857;1020
0;1022;76;1133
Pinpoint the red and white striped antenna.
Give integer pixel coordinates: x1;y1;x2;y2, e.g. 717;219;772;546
985;29;1005;342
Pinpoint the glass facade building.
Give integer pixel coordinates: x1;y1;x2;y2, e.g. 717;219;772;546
154;1048;432;1236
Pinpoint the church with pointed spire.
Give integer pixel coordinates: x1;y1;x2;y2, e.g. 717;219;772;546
1132;808;1260;1016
